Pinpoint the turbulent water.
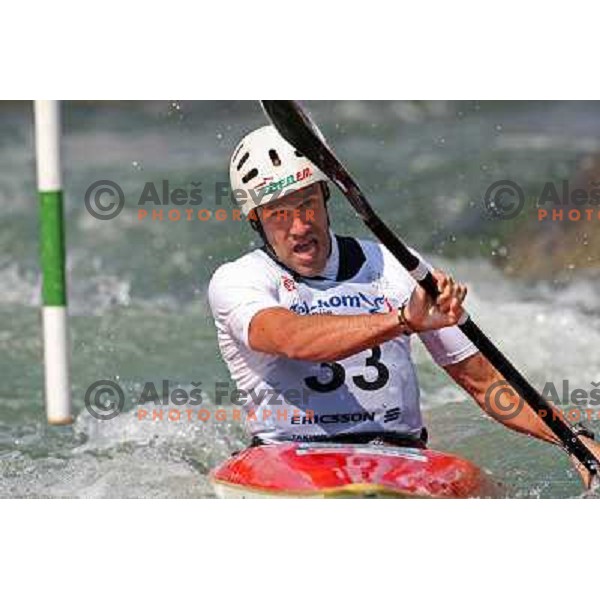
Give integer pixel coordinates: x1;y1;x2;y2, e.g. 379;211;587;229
1;100;599;498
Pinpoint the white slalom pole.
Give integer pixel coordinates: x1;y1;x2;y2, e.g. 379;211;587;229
34;100;72;425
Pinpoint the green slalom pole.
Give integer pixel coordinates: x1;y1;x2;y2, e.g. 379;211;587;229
34;100;72;424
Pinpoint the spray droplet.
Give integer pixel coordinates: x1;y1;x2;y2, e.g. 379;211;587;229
167;101;184;121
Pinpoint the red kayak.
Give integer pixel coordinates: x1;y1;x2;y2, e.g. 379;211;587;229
210;442;498;498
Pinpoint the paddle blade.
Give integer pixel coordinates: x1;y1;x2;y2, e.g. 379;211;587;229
260;100;369;216
260;100;328;154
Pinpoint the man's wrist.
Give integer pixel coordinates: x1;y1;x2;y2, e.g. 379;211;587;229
397;303;414;335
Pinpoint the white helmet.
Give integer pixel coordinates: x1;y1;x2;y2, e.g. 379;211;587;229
229;125;328;216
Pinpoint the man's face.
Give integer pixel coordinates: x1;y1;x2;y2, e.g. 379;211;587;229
257;183;331;277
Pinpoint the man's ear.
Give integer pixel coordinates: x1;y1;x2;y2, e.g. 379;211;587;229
250;210;271;247
248;208;261;231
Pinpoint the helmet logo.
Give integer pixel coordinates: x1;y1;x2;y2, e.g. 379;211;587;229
254;167;312;194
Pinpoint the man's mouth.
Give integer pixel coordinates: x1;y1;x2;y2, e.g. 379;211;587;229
292;238;317;258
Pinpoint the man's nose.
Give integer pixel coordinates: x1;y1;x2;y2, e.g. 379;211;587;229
289;209;312;235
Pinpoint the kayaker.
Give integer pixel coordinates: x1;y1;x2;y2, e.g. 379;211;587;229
209;125;600;488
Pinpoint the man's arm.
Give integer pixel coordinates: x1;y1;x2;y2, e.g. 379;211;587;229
445;351;600;488
249;269;468;362
249;307;406;362
444;351;560;444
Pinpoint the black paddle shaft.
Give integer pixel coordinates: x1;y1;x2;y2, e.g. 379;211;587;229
261;100;599;477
